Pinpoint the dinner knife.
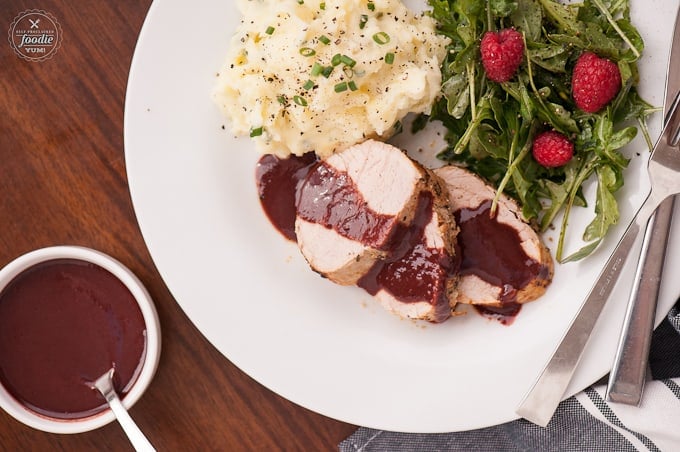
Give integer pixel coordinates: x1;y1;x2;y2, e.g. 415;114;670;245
515;7;680;426
606;4;680;405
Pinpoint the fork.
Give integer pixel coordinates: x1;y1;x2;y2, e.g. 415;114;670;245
515;90;680;427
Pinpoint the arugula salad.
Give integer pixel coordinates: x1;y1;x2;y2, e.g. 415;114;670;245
418;0;656;262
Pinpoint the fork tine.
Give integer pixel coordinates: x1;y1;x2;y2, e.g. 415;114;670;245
657;90;680;150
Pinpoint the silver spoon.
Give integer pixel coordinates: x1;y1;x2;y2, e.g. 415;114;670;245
90;368;156;452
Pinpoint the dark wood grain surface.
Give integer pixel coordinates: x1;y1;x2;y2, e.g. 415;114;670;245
0;1;357;449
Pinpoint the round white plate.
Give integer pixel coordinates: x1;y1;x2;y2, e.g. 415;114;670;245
124;0;680;433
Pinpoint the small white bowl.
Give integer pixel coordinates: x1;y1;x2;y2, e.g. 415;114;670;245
0;246;161;434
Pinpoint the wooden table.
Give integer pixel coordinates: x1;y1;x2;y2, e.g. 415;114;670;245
0;1;357;449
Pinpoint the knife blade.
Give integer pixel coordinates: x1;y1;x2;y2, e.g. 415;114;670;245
515;6;680;426
606;4;680;405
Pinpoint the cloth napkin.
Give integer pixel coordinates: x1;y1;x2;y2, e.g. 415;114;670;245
339;301;680;452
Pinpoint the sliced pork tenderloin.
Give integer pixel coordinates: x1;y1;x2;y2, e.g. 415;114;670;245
434;165;553;307
295;139;430;286
295;140;460;322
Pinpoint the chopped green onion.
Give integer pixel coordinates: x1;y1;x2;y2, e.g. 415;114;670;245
348;80;358;91
334;82;348;93
320;2;325;9
372;31;390;45
297;0;304;3
343;65;354;78
340;54;356;67
331;53;342;66
311;62;323;76
277;95;286;104
321;66;334;78
299;47;316;57
367;1;375;11
250;127;264;137
359;14;368;29
319;35;331;45
385;52;395;64
265;26;275;35
293;95;308;106
303;79;314;90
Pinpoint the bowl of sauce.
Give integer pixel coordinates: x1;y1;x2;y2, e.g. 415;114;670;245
0;246;161;433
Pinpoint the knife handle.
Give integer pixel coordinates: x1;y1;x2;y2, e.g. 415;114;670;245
606;196;675;405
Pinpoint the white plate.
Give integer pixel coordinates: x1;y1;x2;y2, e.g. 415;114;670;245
124;0;680;433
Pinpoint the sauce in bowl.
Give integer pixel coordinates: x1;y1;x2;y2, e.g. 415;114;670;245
0;258;147;420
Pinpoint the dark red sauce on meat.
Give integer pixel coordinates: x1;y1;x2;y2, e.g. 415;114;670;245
255;152;317;241
455;200;541;304
0;259;147;419
474;303;522;326
296;161;400;249
358;193;456;322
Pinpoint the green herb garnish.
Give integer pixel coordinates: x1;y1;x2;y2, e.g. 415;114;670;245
299;47;316;57
360;14;369;29
372;31;390;45
340;54;357;67
293;95;308;106
310;62;323;77
250;126;263;137
321;66;334;78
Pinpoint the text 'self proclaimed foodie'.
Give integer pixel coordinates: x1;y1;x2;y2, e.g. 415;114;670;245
212;0;653;324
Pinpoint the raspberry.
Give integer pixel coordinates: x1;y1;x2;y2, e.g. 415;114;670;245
480;28;524;82
532;131;574;168
571;52;621;113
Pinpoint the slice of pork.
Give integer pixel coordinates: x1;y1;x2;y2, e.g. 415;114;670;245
295;140;429;286
366;188;460;323
434;165;553;306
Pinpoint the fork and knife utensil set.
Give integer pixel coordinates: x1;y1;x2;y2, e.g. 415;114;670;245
516;5;680;427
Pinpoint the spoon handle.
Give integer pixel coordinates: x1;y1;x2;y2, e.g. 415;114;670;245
92;368;155;451
103;390;156;452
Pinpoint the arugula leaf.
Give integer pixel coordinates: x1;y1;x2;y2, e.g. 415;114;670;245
537;0;581;33
510;0;543;41
453;91;496;154
490;0;518;18
555;153;598;261
442;72;470;118
528;43;569;72
590;0;641;59
584;165;620;242
539;159;580;231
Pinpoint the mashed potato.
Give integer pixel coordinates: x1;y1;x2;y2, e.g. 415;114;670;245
213;0;448;157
